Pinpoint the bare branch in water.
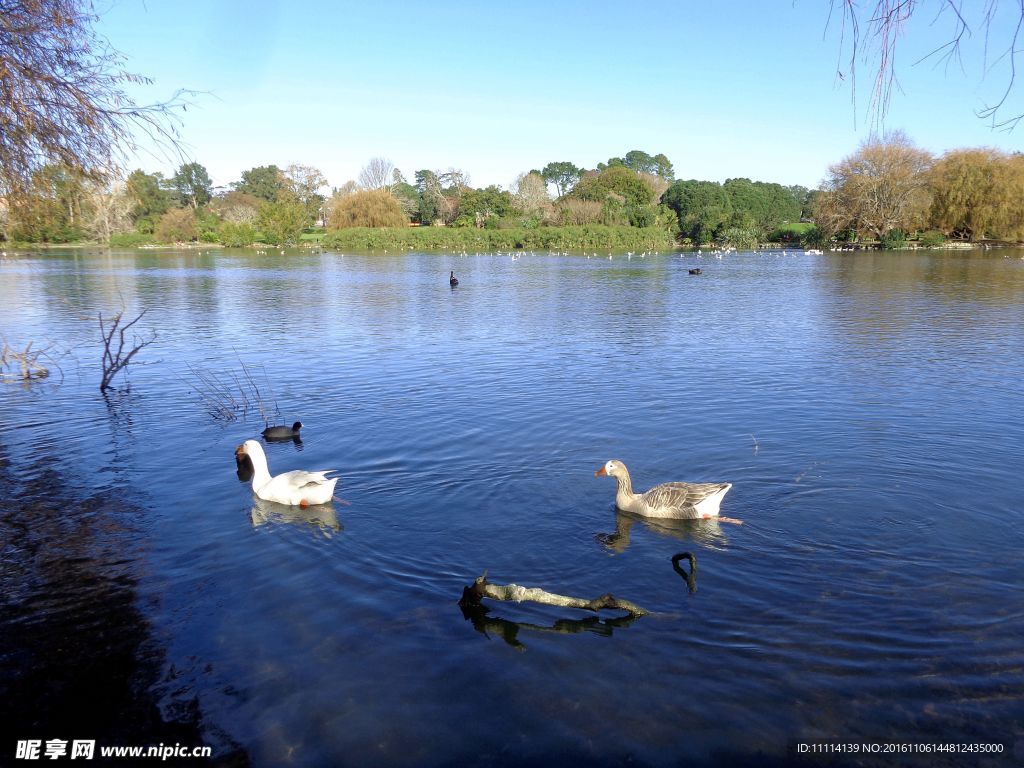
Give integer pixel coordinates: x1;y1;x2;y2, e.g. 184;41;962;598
459;574;649;617
98;307;155;390
0;337;64;383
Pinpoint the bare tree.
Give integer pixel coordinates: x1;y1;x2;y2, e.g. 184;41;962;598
831;0;1024;130
99;307;155;391
358;157;395;192
439;168;471;193
512;172;552;218
0;0;194;198
284;163;327;203
82;175;133;242
816;131;933;240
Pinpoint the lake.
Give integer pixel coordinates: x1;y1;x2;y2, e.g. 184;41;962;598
1;247;1022;766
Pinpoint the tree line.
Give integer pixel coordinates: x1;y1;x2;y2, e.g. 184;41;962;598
2;137;1022;249
814;132;1024;247
4;0;1024;252
0;149;809;248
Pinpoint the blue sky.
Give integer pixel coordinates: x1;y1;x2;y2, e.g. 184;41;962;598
96;0;1024;192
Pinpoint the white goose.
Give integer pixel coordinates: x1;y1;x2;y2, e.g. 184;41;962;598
595;459;735;520
235;439;338;507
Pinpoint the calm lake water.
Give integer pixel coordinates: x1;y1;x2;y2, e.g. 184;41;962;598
1;247;1023;766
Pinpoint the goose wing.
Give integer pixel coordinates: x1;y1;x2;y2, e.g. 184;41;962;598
642;482;731;514
264;469;337;494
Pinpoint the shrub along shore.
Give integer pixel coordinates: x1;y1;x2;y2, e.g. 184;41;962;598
319;225;676;252
85;225;676;252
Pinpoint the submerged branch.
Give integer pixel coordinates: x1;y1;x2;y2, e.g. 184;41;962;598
98;307;155;390
459;574;648;617
0;337;63;382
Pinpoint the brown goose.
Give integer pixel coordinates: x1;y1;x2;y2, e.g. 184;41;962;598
595;459;733;520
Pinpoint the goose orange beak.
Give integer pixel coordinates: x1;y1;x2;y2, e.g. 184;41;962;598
234;444;246;459
595;466;607;477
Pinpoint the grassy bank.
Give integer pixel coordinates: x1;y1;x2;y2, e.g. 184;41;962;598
320;225;676;252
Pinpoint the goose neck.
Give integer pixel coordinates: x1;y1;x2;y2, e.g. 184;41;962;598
247;445;273;491
615;471;636;506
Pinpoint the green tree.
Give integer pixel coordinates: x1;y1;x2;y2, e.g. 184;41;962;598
453;185;514;227
171;162;212;209
232;165;283;202
125;169;172;232
662;179;733;244
257;192;308;244
217;220;258;246
722;178;801;232
652;153;675;181
415;170;446;225
571;166;655;208
623;150;656;174
541;161;582;197
392;181;421;221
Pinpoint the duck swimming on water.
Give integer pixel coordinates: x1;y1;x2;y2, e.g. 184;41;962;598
450;271;459;286
595;459;737;521
262;421;303;440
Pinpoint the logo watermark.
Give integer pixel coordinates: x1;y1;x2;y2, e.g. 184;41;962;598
15;740;211;761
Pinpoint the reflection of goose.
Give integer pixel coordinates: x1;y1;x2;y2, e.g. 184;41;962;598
236;452;254;483
597;509;727;553
234;439;337;506
250;498;341;535
595;460;732;519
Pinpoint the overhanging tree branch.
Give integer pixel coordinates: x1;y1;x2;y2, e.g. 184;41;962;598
0;0;197;197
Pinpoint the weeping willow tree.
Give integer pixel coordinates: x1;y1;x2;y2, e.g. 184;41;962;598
0;0;191;199
328;189;408;229
929;149;1024;241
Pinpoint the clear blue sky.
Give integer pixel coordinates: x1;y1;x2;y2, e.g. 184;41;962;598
96;0;1024;192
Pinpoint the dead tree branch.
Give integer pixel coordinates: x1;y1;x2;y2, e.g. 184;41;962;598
0;337;63;382
98;307;154;390
459;574;648;617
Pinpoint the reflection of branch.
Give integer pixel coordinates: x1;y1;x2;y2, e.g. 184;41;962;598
671;552;698;594
459;574;648;617
460;605;638;650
